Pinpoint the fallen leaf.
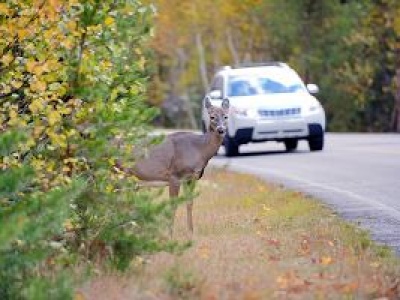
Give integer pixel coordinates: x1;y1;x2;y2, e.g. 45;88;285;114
74;291;85;300
320;256;333;265
266;238;280;248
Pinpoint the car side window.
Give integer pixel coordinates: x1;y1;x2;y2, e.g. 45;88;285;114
210;76;223;94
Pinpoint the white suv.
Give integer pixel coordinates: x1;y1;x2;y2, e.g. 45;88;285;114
202;63;326;156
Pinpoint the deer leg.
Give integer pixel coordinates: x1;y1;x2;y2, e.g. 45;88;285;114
186;201;193;234
183;180;196;234
168;178;180;236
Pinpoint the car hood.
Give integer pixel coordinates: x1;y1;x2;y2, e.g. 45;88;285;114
227;92;319;110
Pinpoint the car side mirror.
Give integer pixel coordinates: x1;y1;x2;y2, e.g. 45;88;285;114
209;89;222;99
306;84;319;94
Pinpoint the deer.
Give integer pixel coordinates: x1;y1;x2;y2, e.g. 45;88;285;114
126;97;230;234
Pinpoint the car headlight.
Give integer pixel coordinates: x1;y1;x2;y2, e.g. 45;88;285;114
308;104;321;113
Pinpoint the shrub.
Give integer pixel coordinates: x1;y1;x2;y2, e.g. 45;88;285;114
0;1;185;298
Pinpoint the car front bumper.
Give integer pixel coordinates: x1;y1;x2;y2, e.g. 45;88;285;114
229;114;325;144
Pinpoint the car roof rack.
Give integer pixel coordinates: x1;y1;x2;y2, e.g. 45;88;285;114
215;62;290;74
233;62;288;68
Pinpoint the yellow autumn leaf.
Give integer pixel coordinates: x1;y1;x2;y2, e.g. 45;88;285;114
25;137;36;148
68;0;79;7
46;161;55;172
370;261;380;268
33;125;45;137
61;38;74;49
100;60;113;70
0;3;10;15
46;59;60;71
49;0;61;9
26;59;37;73
1;53;14;66
49;132;67;148
104;16;115;26
47;79;62;92
30;80;47;92
17;28;29;40
47;110;62;126
320;256;333;265
197;244;210;259
66;129;77;138
33;64;48;76
43;29;55;41
276;275;289;288
9;109;17;119
29;98;44;114
262;204;271;211
74;291;86;300
31;158;46;170
58;106;72;115
11;80;23;89
13;118;27;128
66;20;76;32
0;85;11;94
63;219;74;231
137;56;146;71
105;184;114;193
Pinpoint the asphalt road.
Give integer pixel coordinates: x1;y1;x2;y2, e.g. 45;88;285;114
210;133;400;254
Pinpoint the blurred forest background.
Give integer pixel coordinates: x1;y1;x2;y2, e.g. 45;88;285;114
1;0;400;299
146;0;400;132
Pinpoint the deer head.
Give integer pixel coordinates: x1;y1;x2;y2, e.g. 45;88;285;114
205;97;230;136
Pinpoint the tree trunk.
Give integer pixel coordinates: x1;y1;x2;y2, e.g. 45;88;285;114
211;41;221;71
226;28;240;66
302;0;318;83
195;32;209;92
176;48;197;129
181;92;198;129
392;68;400;132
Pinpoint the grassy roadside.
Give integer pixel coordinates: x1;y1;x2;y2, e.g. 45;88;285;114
81;168;400;299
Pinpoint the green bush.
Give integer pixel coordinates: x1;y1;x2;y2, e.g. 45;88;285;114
0;1;188;298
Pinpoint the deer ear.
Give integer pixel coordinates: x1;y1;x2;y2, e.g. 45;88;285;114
205;96;212;109
221;98;230;110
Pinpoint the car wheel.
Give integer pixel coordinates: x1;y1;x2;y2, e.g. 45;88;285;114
284;139;298;152
308;134;324;151
224;136;239;157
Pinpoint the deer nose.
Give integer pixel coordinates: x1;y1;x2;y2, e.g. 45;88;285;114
217;127;225;134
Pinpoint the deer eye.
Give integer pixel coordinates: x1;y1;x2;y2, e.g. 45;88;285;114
210;116;215;120
224;116;228;119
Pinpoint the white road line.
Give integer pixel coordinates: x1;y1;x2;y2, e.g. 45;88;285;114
214;161;400;220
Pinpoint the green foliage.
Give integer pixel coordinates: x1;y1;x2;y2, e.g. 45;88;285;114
0;156;85;299
0;0;186;298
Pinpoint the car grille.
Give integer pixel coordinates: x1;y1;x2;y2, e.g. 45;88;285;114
258;107;301;118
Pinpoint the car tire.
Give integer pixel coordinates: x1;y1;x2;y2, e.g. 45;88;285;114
284;139;298;152
308;134;324;151
224;136;239;157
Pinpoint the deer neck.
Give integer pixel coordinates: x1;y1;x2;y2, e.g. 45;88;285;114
202;130;224;160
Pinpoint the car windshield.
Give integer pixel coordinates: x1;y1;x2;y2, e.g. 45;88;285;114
227;69;307;97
